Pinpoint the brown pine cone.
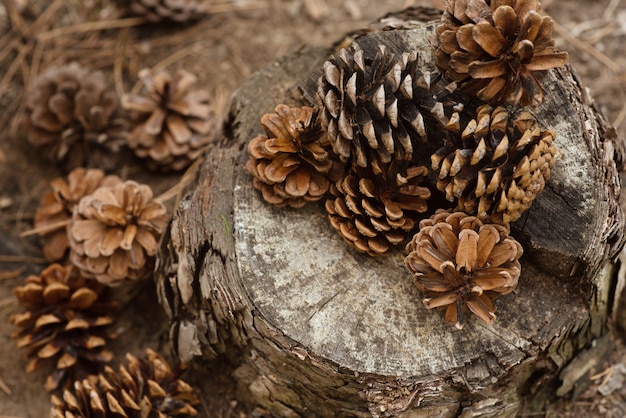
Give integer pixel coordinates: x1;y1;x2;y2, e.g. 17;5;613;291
325;159;431;256
23;62;128;171
435;0;569;106
405;210;523;329
122;68;217;172
10;264;119;391
128;0;208;22
246;104;344;208
69;180;170;286
317;43;445;168
34;168;122;262
431;104;556;224
50;348;199;417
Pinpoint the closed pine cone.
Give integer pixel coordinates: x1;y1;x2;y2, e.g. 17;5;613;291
435;0;569;106
69;180;169;286
317;43;445;168
51;348;199;417
325;159;431;256
246;104;344;208
122;69;216;171
10;264;119;391
128;0;208;22
431;104;556;224
405;210;523;329
34;168;122;262
23;62;128;171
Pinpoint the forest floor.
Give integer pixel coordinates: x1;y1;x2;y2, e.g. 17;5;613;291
0;0;625;417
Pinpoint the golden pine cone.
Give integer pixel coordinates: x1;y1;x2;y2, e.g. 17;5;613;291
405;210;523;329
122;68;217;172
317;43;445;168
23;62;128;171
34;168;122;262
128;0;208;22
69;180;170;286
435;0;569;106
431;104;556;224
51;348;199;417
325;159;432;256
10;264;119;391
245;104;344;208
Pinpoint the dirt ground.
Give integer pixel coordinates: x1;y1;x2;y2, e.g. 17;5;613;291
0;0;625;417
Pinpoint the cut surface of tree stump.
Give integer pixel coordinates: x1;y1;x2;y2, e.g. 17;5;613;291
156;19;625;417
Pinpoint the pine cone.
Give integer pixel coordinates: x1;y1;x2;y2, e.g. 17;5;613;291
10;264;119;391
435;0;569;106
245;104;344;208
317;44;445;168
122;68;217;172
24;62;128;171
69;180;170;286
34;168;122;262
325;159;431;256
431;104;556;224
128;0;208;22
50;348;199;417
405;210;523;329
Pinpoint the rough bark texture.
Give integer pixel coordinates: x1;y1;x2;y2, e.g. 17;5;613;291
155;21;625;417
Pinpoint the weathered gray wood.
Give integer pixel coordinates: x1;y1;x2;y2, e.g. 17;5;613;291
156;21;625;417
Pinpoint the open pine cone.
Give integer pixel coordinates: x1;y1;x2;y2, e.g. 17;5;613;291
317;43;445;168
246;104;344;208
51;348;199;417
10;264;119;391
23;62;128;171
128;0;208;22
122;68;217;172
325;159;432;256
34;168;122;262
405;210;523;329
69;180;169;286
435;0;569;106
431;104;556;224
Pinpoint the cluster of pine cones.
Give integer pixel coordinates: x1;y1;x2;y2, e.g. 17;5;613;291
9;2;214;416
247;0;568;329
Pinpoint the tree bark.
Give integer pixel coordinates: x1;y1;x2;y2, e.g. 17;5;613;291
156;20;625;417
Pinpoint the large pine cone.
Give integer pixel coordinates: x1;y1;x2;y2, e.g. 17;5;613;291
435;0;569;106
10;264;119;391
51;348;199;417
34;168;122;262
317;44;445;168
69;180;170;286
431;104;556;224
246;104;344;208
405;210;523;329
122;68;217;172
325;159;432;256
23;62;128;171
128;0;208;22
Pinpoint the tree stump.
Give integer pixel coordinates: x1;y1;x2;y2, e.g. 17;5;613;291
156;19;625;417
